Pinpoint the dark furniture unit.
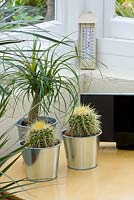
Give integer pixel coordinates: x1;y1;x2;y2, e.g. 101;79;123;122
80;93;134;149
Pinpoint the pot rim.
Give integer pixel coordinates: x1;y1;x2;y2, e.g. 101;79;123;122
23;141;61;150
61;130;102;139
16;116;58;128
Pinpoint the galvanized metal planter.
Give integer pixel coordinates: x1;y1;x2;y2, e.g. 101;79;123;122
16;116;58;141
22;142;61;181
62;131;101;170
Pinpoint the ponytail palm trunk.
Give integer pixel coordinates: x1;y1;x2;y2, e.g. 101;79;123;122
28;92;40;124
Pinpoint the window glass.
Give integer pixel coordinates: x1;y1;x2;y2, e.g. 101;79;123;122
0;0;55;30
115;0;134;17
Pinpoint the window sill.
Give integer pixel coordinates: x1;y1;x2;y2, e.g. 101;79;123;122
80;69;134;93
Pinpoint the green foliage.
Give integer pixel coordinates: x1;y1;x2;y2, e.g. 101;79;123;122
12;0;47;7
25;121;58;148
0;0;48;30
115;0;134;17
68;105;101;137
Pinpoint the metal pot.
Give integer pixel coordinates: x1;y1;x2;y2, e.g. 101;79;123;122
16;116;58;141
62;130;101;170
22;142;61;181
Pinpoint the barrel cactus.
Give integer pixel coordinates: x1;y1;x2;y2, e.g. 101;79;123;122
68;105;101;137
25;121;58;148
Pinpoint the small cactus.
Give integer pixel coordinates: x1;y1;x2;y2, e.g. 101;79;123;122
25;121;58;148
68;105;101;137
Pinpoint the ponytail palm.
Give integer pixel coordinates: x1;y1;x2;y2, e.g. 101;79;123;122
3;38;79;124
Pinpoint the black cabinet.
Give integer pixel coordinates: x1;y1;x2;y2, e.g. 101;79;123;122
80;93;134;149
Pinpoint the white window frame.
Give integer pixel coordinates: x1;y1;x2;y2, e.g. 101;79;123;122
37;0;86;40
28;0;66;35
36;0;65;34
104;0;134;39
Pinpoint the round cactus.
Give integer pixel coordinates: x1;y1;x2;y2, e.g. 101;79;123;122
25;121;58;148
68;105;101;137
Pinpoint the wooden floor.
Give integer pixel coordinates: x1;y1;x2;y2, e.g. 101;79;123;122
2;142;134;200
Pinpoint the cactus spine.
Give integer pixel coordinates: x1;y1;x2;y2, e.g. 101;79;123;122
68;105;101;137
25;121;58;148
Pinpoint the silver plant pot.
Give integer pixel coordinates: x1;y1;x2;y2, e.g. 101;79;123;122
62;131;101;170
22;142;61;181
16;116;58;141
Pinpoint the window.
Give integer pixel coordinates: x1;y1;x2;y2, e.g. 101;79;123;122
104;0;134;39
0;0;55;30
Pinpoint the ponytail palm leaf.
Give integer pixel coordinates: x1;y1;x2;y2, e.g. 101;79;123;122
0;82;12;118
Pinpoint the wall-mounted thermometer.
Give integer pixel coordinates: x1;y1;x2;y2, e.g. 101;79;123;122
78;12;96;69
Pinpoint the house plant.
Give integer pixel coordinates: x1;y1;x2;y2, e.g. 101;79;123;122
62;105;102;170
23;120;61;181
2;38;79;140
